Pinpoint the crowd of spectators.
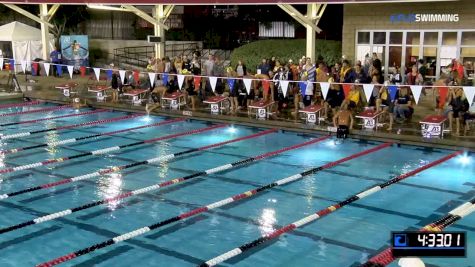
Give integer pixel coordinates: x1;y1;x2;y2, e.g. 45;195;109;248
109;52;474;136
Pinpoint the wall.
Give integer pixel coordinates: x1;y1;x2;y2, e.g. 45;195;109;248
342;0;475;62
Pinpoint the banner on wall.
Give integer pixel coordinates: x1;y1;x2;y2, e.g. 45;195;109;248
60;35;89;72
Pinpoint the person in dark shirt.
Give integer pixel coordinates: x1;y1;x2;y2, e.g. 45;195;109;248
448;87;469;135
50;47;62;77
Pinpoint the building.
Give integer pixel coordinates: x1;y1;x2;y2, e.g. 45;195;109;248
343;0;475;81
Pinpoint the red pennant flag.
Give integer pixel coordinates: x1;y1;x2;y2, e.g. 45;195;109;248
194;76;201;90
80;66;86;77
133;70;140;84
438;86;449;108
343;84;351;98
32;62;39;76
262;80;270;93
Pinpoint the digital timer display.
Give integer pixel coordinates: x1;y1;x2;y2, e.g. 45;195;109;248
392;232;466;257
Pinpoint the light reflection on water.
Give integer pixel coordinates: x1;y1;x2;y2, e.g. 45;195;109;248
44;119;59;157
97;171;123;212
259;208;277;236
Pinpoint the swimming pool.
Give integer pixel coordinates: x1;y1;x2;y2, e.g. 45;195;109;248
0;101;473;267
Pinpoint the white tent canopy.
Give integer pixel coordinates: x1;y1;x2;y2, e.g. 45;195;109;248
0;21;54;72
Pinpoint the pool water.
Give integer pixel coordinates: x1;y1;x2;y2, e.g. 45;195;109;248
0;102;474;267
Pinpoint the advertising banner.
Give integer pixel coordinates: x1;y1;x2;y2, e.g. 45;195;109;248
60;35;89;71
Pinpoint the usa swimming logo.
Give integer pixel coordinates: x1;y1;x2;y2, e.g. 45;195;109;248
390;13;459;23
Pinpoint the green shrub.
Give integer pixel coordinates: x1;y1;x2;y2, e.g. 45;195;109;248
230;39;341;72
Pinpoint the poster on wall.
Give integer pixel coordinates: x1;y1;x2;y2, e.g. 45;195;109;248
60;35;89;71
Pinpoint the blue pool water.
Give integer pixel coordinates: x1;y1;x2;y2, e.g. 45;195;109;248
0;102;474;267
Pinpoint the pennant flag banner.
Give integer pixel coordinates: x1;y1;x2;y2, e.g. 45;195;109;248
262;80;270;93
93;68;101;81
410;85;423;104
342;84;351;98
438;86;449;108
227;78;235;92
32;62;38;76
44;63;50;76
106;69;113;80
119;70;126;84
463;86;475;106
9;59;15;73
363;84;375;103
209;76;217;92
162;73;169;85
67;66;74;79
133;70;140;83
388;85;398;101
148;72;156;87
20;60;27;73
194;76;201;89
319;82;330;100
80;66;86;77
280;80;289;97
298;81;307;96
177;74;185;90
56;65;63;76
243;78;252;95
0;58;3;70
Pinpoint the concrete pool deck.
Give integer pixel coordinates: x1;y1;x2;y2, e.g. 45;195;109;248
1;71;474;152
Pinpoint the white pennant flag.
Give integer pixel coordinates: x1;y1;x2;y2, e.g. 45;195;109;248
67;65;74;79
410;85;423;104
93;68;101;81
463;86;475;107
177;74;185;90
44;63;50;76
209;76;218;92
243;78;252;95
21;60;27;73
119;70;126;84
280;80;290;97
319;82;330;100
148;72;156;87
363;84;375;103
0;58;3;71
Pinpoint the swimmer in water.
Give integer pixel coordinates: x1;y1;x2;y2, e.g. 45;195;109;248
72;98;87;109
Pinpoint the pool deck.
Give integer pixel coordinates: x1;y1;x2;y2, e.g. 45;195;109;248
2;71;474;152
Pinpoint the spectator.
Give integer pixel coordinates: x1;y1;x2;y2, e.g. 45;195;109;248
174;56;183;73
316;61;329;82
354;63;369;83
304;58;316;82
110;66;120;102
447;87;469;135
273;66;289;113
203;54;215;77
463;102;475;134
406;65;424;85
331;62;341;83
343;84;362;111
371;58;384;84
418;59;428;81
390;66;402;84
235;60;247;77
269;56;276;71
341;60;356;83
50;46;62;77
182;55;191;71
451;59;466;82
302;76;313;107
393;86;412;123
257;59;270;76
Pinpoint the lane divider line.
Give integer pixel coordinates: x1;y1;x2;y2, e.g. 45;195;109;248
0;129;283;234
199;150;463;267
0;122;220;175
0;104;71;117
0;109;109;127
1;118;186;155
0;100;41;110
31;142;389;266
0;128;277;200
0;113;144;140
35;134;330;267
364;185;475;266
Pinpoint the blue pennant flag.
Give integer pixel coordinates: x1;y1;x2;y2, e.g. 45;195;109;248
56;65;63;76
106;69;113;80
298;81;307;96
9;59;14;71
162;73;169;85
388;85;398;101
227;78;235;92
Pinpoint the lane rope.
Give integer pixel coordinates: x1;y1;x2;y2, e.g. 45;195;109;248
33;143;391;267
0;100;41;110
0;113;144;140
0;122;221;175
0;109;108;127
35;134;330;267
199;150;463;267
0;104;71;117
0;118;186;155
364;188;475;266
0;129;281;234
0;128;278;200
